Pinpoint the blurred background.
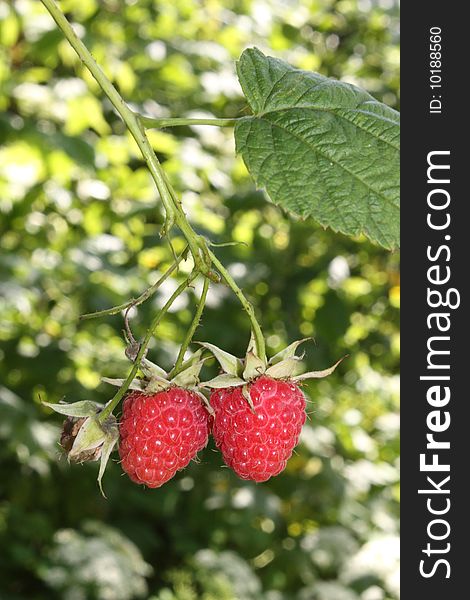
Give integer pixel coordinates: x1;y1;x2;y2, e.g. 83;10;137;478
0;0;399;598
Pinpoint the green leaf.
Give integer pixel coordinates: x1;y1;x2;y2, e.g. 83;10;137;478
235;48;400;249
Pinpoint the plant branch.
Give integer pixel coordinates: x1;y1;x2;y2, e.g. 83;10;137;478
99;274;197;422
138;116;238;129
40;0;211;274
41;0;266;369
171;277;210;376
207;249;266;362
80;245;189;321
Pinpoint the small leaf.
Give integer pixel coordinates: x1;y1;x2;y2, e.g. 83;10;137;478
243;351;266;380
235;48;400;250
43;400;101;418
269;338;311;365
199;374;246;389
197;342;241;376
293;356;346;382
265;357;302;379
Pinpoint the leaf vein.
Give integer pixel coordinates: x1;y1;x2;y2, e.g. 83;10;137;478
258;106;399;151
262;118;399;211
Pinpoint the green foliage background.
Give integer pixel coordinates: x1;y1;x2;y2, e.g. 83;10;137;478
0;0;399;598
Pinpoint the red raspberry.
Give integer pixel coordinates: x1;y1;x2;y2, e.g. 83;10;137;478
119;388;209;488
210;375;306;482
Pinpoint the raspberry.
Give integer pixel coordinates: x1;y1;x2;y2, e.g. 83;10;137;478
210;375;306;482
119;387;209;488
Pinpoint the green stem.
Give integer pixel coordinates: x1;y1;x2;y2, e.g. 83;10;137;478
138;116;238;129
41;0;266;367
171;277;210;376
207;249;266;362
99;274;197;422
80;245;188;321
40;0;209;273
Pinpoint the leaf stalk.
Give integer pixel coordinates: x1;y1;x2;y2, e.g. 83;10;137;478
138;116;238;129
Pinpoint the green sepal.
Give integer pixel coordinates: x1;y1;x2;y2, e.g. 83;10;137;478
292;356;346;381
140;357;168;379
68;417;108;462
242;384;255;412
196;342;241;377
193;389;215;417
200;374;246;389
245;330;259;359
172;359;207;388
97;419;119;498
177;348;204;372
46;399;119;495
103;352;207;395
101;378;146;391
265;356;302;379
43;400;102;418
268;338;311;365
142;374;172;394
243;351;266;381
65;413;118;497
197;337;343;390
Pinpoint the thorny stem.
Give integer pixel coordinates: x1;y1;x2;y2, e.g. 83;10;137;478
138;116;238;129
41;0;267;400
98;274;197;422
40;0;211;275
170;277;210;377
208;249;266;362
79;245;189;321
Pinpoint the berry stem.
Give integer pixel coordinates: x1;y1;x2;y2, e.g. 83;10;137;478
98;274;197;422
79;245;189;321
39;0;212;278
41;0;267;365
171;276;210;376
207;249;266;362
138;116;238;129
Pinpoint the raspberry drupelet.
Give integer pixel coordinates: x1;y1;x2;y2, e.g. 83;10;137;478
119;388;209;488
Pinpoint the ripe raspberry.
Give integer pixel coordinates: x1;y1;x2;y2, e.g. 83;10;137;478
210;375;306;482
119;387;209;488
